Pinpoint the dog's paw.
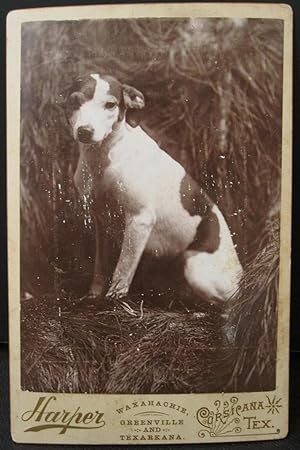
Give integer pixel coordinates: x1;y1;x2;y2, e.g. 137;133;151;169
105;284;141;316
106;284;129;300
105;290;121;300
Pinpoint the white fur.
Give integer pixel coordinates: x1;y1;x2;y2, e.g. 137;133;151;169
105;126;201;257
90;74;109;101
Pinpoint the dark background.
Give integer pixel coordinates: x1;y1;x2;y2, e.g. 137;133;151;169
0;0;299;448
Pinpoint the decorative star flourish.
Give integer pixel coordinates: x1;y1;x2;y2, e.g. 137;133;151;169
265;395;282;414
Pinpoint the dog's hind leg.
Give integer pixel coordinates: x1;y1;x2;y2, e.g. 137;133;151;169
183;250;241;304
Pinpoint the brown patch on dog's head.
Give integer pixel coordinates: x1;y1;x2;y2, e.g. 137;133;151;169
59;74;146;139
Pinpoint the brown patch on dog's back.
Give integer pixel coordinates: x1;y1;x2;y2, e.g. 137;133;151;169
188;211;220;253
180;173;220;253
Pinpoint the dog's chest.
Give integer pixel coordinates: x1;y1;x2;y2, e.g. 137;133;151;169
75;130;213;258
102;138;203;254
74;144;111;199
146;196;201;257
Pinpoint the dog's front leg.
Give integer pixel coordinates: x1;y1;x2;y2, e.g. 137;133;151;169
106;209;155;299
89;215;107;297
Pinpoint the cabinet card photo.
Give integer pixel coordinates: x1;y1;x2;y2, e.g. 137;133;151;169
7;2;292;445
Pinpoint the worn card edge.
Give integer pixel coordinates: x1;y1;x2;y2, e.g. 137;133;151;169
6;2;292;445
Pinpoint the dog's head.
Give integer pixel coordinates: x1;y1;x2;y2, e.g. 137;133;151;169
64;73;145;145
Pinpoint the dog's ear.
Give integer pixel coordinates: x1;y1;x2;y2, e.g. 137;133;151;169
123;84;145;109
122;84;145;127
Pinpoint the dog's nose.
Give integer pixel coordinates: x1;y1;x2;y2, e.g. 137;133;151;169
77;126;94;143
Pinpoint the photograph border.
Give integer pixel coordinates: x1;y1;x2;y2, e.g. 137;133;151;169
7;3;292;445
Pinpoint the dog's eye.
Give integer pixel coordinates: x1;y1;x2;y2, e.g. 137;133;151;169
105;101;117;110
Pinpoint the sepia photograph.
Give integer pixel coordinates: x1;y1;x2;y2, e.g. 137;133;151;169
19;16;283;395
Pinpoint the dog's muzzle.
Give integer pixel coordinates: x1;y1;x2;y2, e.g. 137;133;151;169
77;126;94;144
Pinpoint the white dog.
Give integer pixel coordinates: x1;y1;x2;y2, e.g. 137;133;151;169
66;73;242;305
